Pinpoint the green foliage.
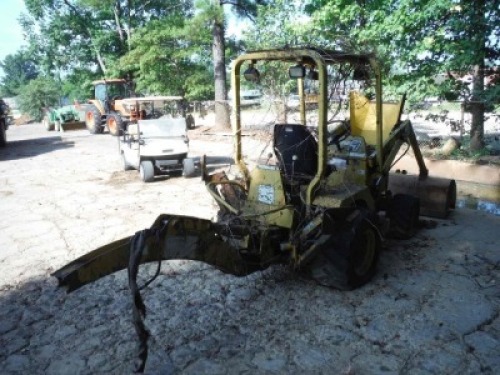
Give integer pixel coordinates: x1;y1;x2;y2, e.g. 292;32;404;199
18;77;60;121
245;0;314;49
22;0;192;76
0;51;39;97
61;69;100;102
117;14;214;100
306;0;499;104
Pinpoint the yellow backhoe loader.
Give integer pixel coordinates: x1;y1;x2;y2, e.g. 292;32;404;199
53;47;456;372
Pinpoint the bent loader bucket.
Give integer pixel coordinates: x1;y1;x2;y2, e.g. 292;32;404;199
388;173;456;218
52;214;257;292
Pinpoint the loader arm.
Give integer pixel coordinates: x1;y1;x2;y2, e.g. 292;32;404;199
381;119;428;178
52;215;259;292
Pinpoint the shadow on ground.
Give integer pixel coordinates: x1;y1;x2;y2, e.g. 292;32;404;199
0;137;75;161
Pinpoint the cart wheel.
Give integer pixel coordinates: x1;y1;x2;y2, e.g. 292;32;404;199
139;161;155;182
307;210;381;290
54;120;61;132
387;194;420;239
122;153;134;171
183;158;196;177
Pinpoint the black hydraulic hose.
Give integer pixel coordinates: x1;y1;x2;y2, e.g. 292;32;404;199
128;229;151;373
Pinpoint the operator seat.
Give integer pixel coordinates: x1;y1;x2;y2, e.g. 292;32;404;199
273;124;318;185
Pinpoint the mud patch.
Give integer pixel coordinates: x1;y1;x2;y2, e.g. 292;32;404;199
106;171;138;186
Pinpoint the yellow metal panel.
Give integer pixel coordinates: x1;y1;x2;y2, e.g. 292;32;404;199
349;91;401;146
243;166;294;228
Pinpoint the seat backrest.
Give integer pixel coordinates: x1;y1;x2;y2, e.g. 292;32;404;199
349;91;403;146
273;124;318;183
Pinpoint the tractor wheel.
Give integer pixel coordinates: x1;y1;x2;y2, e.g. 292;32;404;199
308;210;381;290
122;153;134;171
387;194;420;239
54;120;61;132
85;105;103;134
139;161;155;182
0;121;6;147
107;113;124;136
43;116;53;131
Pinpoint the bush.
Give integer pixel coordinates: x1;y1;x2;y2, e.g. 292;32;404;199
18;77;59;122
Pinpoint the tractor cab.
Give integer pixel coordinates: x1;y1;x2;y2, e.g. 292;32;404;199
92;79;132;113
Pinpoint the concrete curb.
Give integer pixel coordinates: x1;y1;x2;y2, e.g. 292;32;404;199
392;155;500;186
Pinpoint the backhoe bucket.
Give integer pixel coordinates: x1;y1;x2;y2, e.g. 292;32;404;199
52;214;254;292
388;173;456;218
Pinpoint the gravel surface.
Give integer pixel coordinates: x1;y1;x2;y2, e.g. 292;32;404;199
0;123;499;374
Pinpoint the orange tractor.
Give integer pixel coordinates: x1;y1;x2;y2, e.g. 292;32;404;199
85;79;194;136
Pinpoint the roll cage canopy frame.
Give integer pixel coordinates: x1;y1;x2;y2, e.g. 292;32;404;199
231;47;384;206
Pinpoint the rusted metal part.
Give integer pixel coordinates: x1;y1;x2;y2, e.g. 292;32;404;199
388;173;456;218
52;214;259;292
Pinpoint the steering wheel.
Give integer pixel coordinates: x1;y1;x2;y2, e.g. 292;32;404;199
111;95;123;101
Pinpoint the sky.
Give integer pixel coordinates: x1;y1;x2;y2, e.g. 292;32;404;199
0;0;27;74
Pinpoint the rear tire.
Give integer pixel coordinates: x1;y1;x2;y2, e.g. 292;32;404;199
139;161;155;182
85;105;103;134
308;210;381;290
0;121;6;147
387;194;420;239
107;113;124;136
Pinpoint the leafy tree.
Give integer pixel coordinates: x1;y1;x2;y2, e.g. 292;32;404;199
118;13;214;100
307;0;499;150
194;0;268;130
61;69;100;102
242;0;313;116
0;51;39;96
18;77;60;121
22;0;192;76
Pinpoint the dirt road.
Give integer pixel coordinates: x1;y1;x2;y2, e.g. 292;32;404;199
0;123;499;374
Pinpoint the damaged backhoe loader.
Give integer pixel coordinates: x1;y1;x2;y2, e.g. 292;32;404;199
53;47;456;372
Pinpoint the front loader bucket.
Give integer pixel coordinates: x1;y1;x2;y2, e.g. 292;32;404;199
60;121;86;132
52;214;255;293
388;173;456;218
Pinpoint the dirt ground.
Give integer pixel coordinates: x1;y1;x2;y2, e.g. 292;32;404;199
0;123;499;374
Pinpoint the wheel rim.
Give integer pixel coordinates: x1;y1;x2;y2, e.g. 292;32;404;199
353;227;377;276
108;118;117;134
86;113;95;128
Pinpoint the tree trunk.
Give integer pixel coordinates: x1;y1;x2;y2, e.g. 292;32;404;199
113;0;124;43
469;65;485;151
212;21;231;130
469;0;486;151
